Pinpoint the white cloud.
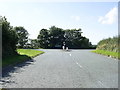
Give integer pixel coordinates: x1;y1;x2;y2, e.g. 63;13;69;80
71;16;80;21
98;7;118;24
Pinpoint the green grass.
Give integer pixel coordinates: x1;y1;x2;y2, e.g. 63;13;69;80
2;49;44;67
92;50;120;59
2;55;31;67
17;49;44;57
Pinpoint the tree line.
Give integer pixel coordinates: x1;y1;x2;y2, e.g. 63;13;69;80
1;16;96;58
37;26;95;49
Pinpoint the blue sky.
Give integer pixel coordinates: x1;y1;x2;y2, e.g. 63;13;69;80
0;1;118;44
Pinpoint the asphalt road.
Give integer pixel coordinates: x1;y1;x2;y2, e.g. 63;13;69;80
1;49;118;88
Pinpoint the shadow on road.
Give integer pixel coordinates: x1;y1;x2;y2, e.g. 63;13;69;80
2;57;34;78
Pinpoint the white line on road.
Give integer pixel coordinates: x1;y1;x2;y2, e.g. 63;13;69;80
69;54;71;56
98;81;104;86
97;81;108;87
76;62;83;68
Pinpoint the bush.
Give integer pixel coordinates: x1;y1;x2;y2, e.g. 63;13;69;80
2;16;18;58
97;36;119;52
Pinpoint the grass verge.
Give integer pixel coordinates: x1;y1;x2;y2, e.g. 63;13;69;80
2;49;44;67
17;49;44;57
92;50;120;59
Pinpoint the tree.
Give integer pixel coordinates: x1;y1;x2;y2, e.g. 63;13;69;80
37;29;49;48
30;39;39;49
64;29;82;48
2;16;18;58
49;26;65;48
80;37;91;48
14;26;29;48
64;28;92;49
37;26;93;49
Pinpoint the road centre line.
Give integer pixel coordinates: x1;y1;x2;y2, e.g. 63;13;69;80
76;62;83;68
97;81;108;87
98;81;104;86
69;53;83;68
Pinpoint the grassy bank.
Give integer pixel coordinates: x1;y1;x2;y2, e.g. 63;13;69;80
2;49;44;67
17;49;44;57
92;50;120;59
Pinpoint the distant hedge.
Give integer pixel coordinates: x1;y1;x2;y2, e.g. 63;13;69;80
96;36;120;52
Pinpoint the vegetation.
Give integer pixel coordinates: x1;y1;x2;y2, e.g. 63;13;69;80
2;16;96;51
2;16;18;58
3;49;44;67
97;36;119;52
1;16;96;67
2;55;31;67
64;29;92;49
17;49;44;57
92;36;120;59
1;16;44;67
29;39;39;49
14;26;29;48
92;50;120;59
37;26;95;49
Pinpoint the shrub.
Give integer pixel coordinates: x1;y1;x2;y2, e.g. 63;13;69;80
97;36;119;52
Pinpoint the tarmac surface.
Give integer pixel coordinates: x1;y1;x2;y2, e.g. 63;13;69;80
1;49;118;88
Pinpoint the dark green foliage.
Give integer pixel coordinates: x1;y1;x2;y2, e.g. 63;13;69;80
37;29;49;48
64;29;92;48
49;26;65;48
2;16;18;58
97;36;119;52
14;26;29;48
2;55;31;67
37;26;93;49
37;27;65;48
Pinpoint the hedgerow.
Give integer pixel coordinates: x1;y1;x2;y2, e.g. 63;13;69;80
97;36;120;52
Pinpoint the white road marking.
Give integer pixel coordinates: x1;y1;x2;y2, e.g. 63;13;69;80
76;62;82;68
69;54;71;56
98;81;106;87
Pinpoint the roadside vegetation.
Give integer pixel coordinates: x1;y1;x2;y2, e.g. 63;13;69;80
2;54;31;67
92;50;119;59
1;16;97;68
37;26;96;49
17;49;44;57
92;36;120;59
3;49;44;67
1;16;44;68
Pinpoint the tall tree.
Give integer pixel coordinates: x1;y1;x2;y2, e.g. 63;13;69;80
14;26;29;48
30;39;39;49
49;26;65;48
64;28;92;48
37;29;49;48
64;29;83;48
2;16;18;57
37;26;93;49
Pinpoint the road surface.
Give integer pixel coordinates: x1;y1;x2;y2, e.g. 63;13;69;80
1;49;118;88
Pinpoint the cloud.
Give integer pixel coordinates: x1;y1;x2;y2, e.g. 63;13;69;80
98;7;118;24
71;16;80;21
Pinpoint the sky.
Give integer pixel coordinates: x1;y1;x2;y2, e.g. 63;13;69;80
0;0;118;45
